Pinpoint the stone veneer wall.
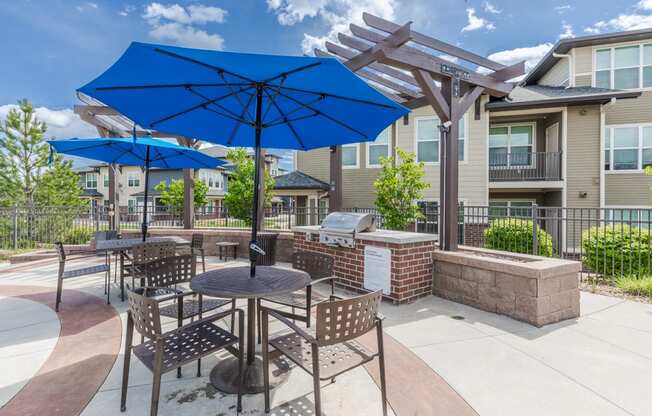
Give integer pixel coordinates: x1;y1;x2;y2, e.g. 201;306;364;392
432;247;580;327
294;232;434;303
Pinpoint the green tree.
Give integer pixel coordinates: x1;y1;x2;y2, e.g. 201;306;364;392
154;178;208;214
223;148;275;225
374;148;430;230
0;99;84;208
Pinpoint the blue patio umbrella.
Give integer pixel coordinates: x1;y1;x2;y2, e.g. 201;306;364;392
77;42;409;275
48;136;225;240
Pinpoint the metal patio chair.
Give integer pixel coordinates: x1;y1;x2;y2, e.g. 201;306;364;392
94;230;120;282
121;241;176;290
257;251;335;343
55;242;110;312
120;287;244;416
179;233;206;272
261;290;387;416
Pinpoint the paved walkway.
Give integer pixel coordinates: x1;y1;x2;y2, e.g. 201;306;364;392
1;257;651;415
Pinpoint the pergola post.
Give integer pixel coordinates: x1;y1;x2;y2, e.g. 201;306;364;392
96;126;120;231
329;145;343;212
183;169;194;229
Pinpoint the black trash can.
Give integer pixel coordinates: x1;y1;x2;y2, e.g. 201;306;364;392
255;232;279;266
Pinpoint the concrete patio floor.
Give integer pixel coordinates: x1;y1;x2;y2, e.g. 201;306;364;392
1;256;651;416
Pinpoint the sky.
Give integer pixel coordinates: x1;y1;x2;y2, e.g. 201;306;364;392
2;0;652;170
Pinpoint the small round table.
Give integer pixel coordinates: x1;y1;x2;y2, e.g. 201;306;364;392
190;266;310;394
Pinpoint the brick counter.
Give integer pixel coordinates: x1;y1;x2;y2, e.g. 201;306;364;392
293;227;436;304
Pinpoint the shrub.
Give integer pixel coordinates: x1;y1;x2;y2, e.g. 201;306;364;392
62;227;93;245
582;225;652;278
615;276;652;297
484;219;553;257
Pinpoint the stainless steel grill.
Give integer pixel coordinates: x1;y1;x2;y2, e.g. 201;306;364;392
319;212;376;248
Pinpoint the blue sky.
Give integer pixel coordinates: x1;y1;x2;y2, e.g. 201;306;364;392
2;0;652;169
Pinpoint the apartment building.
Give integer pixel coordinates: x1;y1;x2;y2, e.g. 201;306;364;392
297;28;652;222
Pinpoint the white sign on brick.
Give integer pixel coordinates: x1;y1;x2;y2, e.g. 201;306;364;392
364;245;391;295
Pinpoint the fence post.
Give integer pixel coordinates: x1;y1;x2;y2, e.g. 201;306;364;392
94;203;100;232
12;206;18;250
531;203;538;255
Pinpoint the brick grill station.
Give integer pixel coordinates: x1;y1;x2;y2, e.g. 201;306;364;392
293;227;436;304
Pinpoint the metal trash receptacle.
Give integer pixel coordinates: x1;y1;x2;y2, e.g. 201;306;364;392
256;232;279;266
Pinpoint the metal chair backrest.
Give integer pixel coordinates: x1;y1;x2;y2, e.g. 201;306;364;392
292;251;334;281
145;255;196;287
127;287;162;339
95;230;119;242
132;241;176;265
315;290;382;347
55;242;66;262
191;233;204;249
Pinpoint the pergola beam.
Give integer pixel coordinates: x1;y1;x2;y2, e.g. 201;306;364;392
411;69;450;122
341;22;412;71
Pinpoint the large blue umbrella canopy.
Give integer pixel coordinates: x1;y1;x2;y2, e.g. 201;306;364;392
77;42;409;275
48;137;225;240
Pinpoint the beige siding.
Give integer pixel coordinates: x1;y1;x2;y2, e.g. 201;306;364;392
574;74;592;87
296;147;330;183
566;105;601;208
605;91;652;125
606;173;652;206
539;59;569;86
573;46;592;75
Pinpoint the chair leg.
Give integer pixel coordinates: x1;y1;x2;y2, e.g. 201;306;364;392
120;316;134;412
377;321;388;416
306;285;312;328
55;268;63;313
150;355;163;416
230;299;236;334
106;268;111;305
237;310;245;414
177;295;184;379
312;344;322;416
201;250;206;273
256;298;262;344
262;310;270;413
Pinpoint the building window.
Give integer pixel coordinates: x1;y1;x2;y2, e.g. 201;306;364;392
489;200;534;217
342;143;359;168
595;43;652;90
489;124;534;167
605;124;652;171
368;128;391;167
201;172;223;189
415;117;466;164
607;207;652;230
86;173;97;189
127;199;136;214
128;173;140;187
103;175;109;188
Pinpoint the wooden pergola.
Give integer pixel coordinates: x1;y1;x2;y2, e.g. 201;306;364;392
74;94;200;231
316;13;525;251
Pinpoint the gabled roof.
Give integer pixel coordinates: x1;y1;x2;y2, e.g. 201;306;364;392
201;145;282;160
486;85;641;111
81;189;103;198
273;171;330;190
525;28;652;84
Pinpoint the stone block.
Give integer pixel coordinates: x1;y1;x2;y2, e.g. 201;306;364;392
560;273;579;291
435;261;462;278
538;276;561;296
496;273;537;296
462;266;495;285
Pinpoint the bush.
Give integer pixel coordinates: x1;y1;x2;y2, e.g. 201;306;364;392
62;227;93;245
582;225;652;278
484;219;554;257
615;276;652;297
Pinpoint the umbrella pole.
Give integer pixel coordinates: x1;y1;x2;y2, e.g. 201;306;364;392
142;146;150;242
250;85;264;277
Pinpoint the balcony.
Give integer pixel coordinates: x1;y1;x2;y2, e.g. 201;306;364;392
489;151;562;182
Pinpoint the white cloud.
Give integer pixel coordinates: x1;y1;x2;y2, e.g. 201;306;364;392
481;43;553;81
584;13;652;34
554;5;573;14
638;0;652;11
483;1;501;14
462;8;495;32
266;0;396;54
119;5;136;17
559;22;574;39
0;105;98;139
143;3;227;50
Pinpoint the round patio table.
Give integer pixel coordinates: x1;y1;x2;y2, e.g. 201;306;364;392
190;265;310;394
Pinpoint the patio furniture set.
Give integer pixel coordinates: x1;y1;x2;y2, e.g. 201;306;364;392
54;232;388;416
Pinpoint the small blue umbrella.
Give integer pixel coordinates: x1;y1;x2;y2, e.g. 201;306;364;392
48;137;225;240
77;42;409;275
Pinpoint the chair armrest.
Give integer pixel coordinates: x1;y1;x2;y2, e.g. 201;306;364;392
309;275;336;285
376;313;386;322
260;306;318;344
140;286;185;302
173;308;244;335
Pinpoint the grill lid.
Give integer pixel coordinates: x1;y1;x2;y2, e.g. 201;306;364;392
320;212;376;234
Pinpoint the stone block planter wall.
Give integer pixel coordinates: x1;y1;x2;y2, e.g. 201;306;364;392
432;246;580;327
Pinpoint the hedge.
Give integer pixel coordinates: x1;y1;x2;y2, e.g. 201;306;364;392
582;225;652;278
484;219;554;257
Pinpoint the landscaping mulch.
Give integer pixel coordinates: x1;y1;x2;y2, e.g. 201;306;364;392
580;280;651;304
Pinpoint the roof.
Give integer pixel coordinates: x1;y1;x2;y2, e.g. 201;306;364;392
81;189;103;198
525;28;652;84
486;85;641;111
201;145;283;160
273;171;330;191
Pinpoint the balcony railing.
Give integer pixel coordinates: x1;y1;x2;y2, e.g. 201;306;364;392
489;151;562;182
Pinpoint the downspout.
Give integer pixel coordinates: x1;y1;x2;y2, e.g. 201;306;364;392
552;52;573;87
599;97;617;218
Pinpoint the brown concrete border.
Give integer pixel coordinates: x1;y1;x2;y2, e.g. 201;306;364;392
0;285;122;416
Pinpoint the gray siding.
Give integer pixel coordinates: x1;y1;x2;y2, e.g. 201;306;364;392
296;147;330;183
574;74;592;87
606;173;652;206
566;105;601;208
574;46;592;74
605;91;652;125
539;59;569;86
